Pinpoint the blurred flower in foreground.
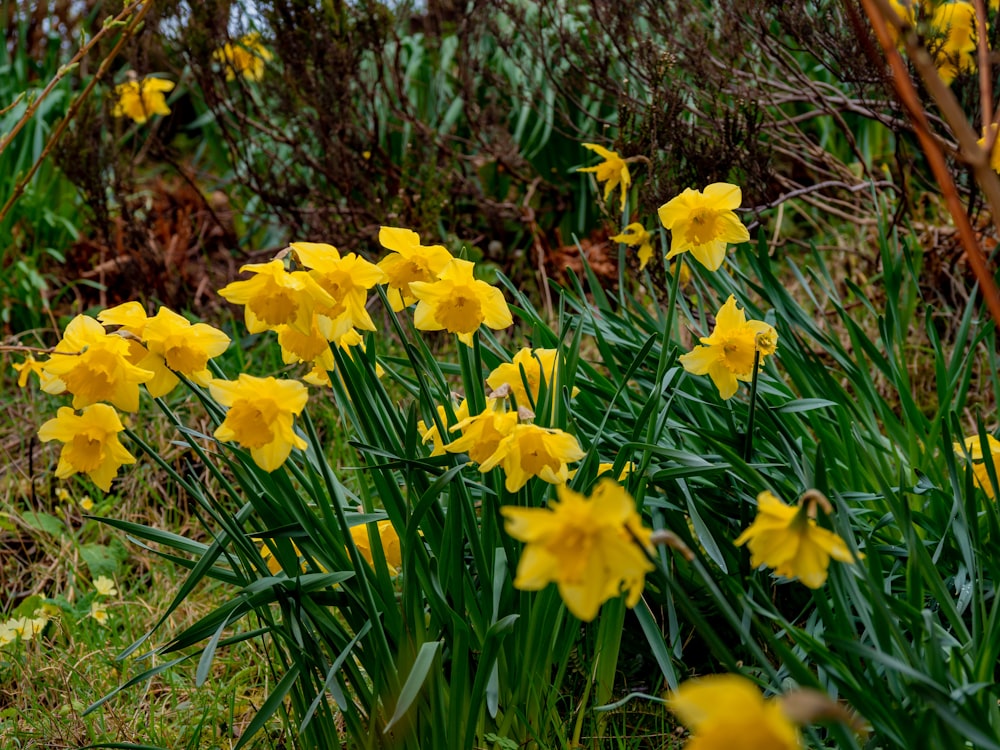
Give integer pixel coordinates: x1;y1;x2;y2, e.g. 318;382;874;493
40;315;153;412
954;433;1000;498
209;374;309;471
350;520;403;574
112;76;175;124
735;490;855;589
611;222;655;270
679;295;777;400
501;479;653;621
213;32;273;82
479;423;585;492
38;404;137;492
669;674;801;750
409;259;513;346
657;183;750;271
578;143;631;213
377;226;454;311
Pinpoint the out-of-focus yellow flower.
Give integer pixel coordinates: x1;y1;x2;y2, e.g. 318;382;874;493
291;242;386;340
734;490;855;589
486;348;568;408
377;226;454;311
658;183;750;271
418;399;471;456
38;404;137;492
931;2;978;85
209;374;309;472
678;295;777;400
218;259;335;335
954;433;1000;498
55;487;71;503
80;495;94;512
977;124;1000;175
501;479;653;621
112;77;175;124
213;32;273;82
409;259;513;346
12;354;46;388
0;614;48;646
93;576;118;597
479;424;585;492
611;222;656;269
445;402;518;464
40;315;153;412
349;520;402;574
140;307;231;396
884;0;918;46
668;674;801;750
578;143;632;213
90;601;109;625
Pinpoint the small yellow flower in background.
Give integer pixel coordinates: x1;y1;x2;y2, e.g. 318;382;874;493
12;354;46;388
80;495;94;512
445;402;519;464
418;399;471;456
112;76;175;124
668;674;801;750
93;576;118;597
735;490;855;589
977;124;1000;175
141;307;232;396
209;374;309;472
0;614;48;646
38;404;137;492
377;226;454;311
218;259;335;335
931;2;978;84
478;423;585;492
90;601;109;625
486;348;567;408
954;434;1000;498
291;242;387;339
350;520;403;574
578;143;632;213
657;182;750;271
679;295;777;400
40;315;154;412
55;487;71;503
409;259;513;346
501;479;653;621
213;32;273;82
611;222;655;270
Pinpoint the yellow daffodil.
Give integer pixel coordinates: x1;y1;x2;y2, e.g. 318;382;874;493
409;259;513;346
669;674;802;750
734;490;855;589
40;315;154;412
418;398;471;456
12;354;46;388
611;222;656;269
479;423;585;492
657;183;750;271
209;374;309;472
501;479;653;621
445;402;519;464
578;143;632;213
350;520;403;574
37;404;137;492
931;2;978;84
140;307;231;396
678;295;777;400
377;226;455;311
486;348;568;408
98;301;153;365
112;76;175;124
977;124;1000;174
954;434;1000;498
291;242;386;339
93;576;118;597
213;32;273;82
218;259;335;335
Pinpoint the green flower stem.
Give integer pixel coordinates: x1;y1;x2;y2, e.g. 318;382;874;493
743;348;762;463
